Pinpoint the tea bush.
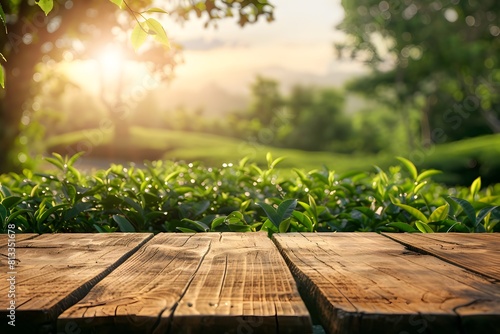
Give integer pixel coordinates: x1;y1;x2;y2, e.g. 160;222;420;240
1;153;499;234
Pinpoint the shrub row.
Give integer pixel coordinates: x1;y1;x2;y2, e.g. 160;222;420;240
1;153;499;234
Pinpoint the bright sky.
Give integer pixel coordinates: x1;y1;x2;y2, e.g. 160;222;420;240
160;0;365;94
67;1;366;109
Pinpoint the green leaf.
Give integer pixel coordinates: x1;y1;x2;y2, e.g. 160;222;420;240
38;203;70;224
266;152;273;168
2;196;22;209
429;204;449;222
109;0;124;9
0;204;7;224
142;7;168;14
413;181;428;194
416;169;442;183
146;18;170;47
449;197;476;226
211;217;226;231
36;0;54;16
279;219;291;233
177;227;197;233
0;4;6;33
113;214;136;232
470;177;481;199
44;157;65;171
68;152;85;166
257;202;279;227
277;199;297;223
395;203;428;223
396;157;418;180
0;185;12;198
386;222;418;233
415;221;434;233
476;206;498;227
292;211;313;232
6;209;31;224
0;64;4;89
131;22;148;52
228;224;252;232
180;218;209;232
270;156;286;169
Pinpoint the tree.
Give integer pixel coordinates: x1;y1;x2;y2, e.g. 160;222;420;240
337;0;500;147
0;0;274;172
284;85;348;151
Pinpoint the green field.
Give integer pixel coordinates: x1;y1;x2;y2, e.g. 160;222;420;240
46;127;500;185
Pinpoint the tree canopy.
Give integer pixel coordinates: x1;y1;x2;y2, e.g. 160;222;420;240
0;0;274;172
337;0;500;147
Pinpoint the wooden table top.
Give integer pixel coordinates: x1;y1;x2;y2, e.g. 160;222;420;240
1;232;499;334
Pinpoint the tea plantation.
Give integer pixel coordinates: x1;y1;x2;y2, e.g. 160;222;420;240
1;153;499;234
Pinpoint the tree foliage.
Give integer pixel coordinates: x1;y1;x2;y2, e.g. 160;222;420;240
338;0;500;146
0;0;274;172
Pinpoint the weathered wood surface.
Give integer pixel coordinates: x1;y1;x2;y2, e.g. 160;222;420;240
273;233;500;334
384;233;500;281
58;233;312;334
0;233;153;333
0;233;38;245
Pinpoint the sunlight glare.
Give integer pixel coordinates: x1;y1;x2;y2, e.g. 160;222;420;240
97;45;124;76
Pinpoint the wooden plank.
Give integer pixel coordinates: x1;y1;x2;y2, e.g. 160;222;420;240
0;233;153;333
59;233;312;334
383;233;500;281
0;233;39;246
273;233;500;334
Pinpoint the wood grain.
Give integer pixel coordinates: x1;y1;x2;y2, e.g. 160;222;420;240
383;233;500;281
0;233;153;333
273;233;500;334
59;233;312;334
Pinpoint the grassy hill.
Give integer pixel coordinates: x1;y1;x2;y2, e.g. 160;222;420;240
46;127;500;185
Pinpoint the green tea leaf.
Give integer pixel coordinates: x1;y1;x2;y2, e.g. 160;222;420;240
177;227;197;233
0;185;12;198
449;197;476;226
386;222;418;233
44;157;65;171
1;196;22;209
277;199;297;223
416;169;442;183
257;202;279;227
0;204;7;223
476;206;498;227
68;152;85;166
211;217;226;230
266;152;273;168
181;218;209;232
279;219;291;233
0;4;6;33
292;211;313;232
270;156;286;169
429;204;449;222
470;177;481;199
395;203;428;223
0;64;4;88
396;156;418;180
131;22;148;51
6;209;31;224
415;221;434;233
36;0;53;15
38;203;69;224
113;214;135;232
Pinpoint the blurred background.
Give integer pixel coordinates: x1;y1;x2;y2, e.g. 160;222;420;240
1;0;499;185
